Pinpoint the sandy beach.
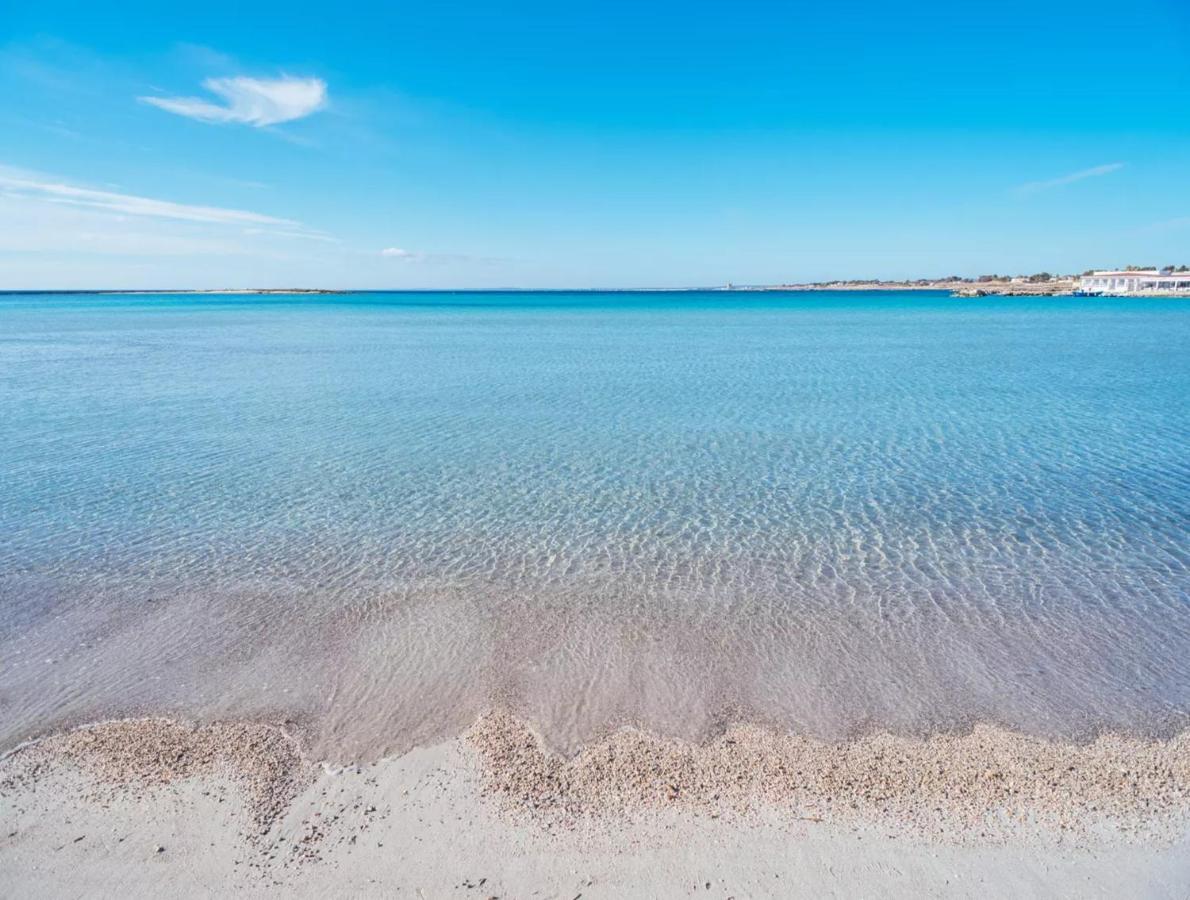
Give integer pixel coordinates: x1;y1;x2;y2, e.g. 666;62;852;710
2;715;1188;898
7;0;1190;892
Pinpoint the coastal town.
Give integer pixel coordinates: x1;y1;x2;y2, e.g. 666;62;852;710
743;266;1190;296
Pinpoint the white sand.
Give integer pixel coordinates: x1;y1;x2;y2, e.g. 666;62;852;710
2;720;1188;898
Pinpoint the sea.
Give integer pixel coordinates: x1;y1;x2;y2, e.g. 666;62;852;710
1;290;1187;759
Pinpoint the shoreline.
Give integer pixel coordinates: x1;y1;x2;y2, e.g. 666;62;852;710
5;712;1189;832
3;712;1189;896
747;280;1074;295
470;711;1190;837
6;284;1188;298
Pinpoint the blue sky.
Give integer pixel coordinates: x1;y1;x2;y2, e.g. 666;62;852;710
2;0;1189;288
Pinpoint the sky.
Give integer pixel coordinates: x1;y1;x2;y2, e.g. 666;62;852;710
2;0;1189;289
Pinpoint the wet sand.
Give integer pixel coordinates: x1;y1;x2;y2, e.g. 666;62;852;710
2;714;1189;897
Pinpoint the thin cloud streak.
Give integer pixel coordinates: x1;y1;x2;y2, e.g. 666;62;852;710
0;170;299;226
1015;162;1125;195
140;76;327;127
0;166;336;243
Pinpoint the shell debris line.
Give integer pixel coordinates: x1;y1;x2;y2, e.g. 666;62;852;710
3;711;1189;847
468;711;1190;839
0;719;309;830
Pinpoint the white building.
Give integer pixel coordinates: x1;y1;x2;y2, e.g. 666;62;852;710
1079;269;1190;294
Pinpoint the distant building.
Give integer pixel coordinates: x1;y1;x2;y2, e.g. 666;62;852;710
1078;269;1190;294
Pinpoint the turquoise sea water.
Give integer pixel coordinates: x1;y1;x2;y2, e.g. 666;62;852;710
1;291;1188;758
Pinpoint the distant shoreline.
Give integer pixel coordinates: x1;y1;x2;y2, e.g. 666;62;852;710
3;282;1188;297
752;279;1077;296
0;288;351;296
104;288;349;295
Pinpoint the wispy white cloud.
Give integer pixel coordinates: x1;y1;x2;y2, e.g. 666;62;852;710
0;167;299;227
381;247;424;260
1016;162;1125;195
139;76;327;127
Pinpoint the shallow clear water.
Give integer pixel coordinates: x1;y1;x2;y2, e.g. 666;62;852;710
1;291;1187;758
